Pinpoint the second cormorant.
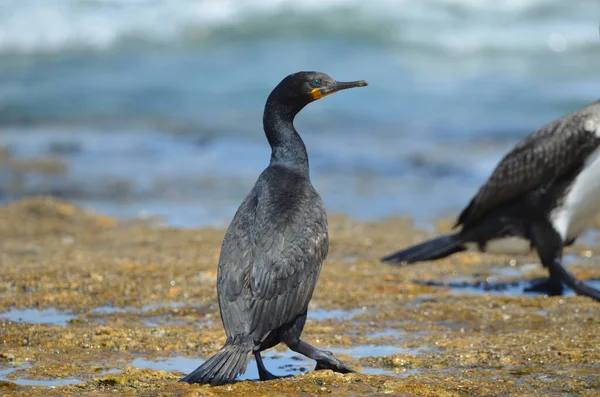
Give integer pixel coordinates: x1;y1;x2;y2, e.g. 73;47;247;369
181;72;368;385
382;101;600;301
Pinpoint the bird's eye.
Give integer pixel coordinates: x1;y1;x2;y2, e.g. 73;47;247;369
311;79;321;88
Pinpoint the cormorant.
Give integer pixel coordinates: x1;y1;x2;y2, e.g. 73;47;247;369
181;72;368;385
382;101;600;301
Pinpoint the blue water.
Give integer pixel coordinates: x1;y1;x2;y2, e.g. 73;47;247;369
0;308;75;326
129;343;412;380
1;0;599;227
0;366;84;387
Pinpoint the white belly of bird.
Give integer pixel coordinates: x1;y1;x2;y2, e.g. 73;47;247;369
551;146;600;241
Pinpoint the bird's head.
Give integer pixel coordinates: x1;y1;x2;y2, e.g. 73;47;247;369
267;71;368;114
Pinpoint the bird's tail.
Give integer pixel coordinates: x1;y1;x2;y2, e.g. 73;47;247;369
381;233;465;264
180;336;252;386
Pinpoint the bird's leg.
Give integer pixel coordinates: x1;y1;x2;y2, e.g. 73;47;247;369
254;352;280;381
530;222;600;301
280;314;353;373
524;272;564;295
526;222;566;296
254;332;291;381
545;259;600;301
285;339;354;374
524;224;563;295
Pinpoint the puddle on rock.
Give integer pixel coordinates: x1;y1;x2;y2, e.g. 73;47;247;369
0;366;83;387
366;329;404;339
131;352;313;382
328;344;421;358
90;306;129;314
4;377;83;387
418;278;600;297
140;302;189;312
89;302;201;327
308;308;364;322
0;308;76;326
90;302;188;315
413;264;600;297
131;343;417;381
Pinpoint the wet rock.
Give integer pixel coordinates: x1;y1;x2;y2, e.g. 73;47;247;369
0;380;18;390
0;198;598;396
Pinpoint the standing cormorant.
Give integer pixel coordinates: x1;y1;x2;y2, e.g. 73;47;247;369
382;101;600;301
181;72;368;385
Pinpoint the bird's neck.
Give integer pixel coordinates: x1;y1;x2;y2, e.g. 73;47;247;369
263;99;309;177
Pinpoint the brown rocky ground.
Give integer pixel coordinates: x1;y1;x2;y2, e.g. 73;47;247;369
0;197;599;396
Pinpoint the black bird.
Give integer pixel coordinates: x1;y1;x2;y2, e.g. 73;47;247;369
382;101;600;301
181;72;368;385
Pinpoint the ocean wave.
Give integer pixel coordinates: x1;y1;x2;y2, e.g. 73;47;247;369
0;0;598;55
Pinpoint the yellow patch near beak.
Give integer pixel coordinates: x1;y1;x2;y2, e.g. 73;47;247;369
311;87;337;100
311;87;323;100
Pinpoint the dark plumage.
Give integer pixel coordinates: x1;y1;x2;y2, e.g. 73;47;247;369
383;100;600;301
180;72;367;385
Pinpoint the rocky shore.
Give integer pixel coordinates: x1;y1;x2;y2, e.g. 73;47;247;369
0;198;598;396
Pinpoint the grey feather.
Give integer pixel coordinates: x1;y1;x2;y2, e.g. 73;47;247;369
217;165;327;343
458;101;600;228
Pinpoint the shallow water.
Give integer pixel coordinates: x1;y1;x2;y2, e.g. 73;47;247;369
90;302;189;315
3;377;83;387
0;366;83;387
365;329;404;339
0;305;365;329
130;343;413;381
328;345;421;358
131;353;314;381
88;302;201;327
420;274;600;297
0;308;75;326
1;0;599;227
308;308;364;322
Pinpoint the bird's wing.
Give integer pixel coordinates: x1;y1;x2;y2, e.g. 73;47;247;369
457;105;600;228
217;173;328;341
248;184;327;339
217;189;259;339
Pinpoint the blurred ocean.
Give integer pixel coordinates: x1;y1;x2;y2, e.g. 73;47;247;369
1;0;599;227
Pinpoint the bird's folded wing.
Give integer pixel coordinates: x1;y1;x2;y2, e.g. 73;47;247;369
457;110;600;228
248;202;327;339
217;190;328;341
217;191;258;338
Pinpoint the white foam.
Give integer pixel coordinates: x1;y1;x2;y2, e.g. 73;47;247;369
0;0;596;54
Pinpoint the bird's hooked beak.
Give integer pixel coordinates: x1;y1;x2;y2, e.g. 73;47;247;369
311;80;368;100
